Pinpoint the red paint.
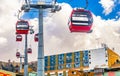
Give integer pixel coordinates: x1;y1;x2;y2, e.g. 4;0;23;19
16;20;29;34
27;48;32;54
68;8;93;33
34;33;38;42
16;34;22;42
16;51;20;58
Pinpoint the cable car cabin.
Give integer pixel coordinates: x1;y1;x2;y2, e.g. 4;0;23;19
34;33;38;42
27;48;32;54
16;34;22;42
16;20;29;34
68;8;93;33
16;52;20;58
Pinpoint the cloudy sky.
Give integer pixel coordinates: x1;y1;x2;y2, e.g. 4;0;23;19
0;0;120;62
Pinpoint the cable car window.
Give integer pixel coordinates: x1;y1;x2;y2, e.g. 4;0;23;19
16;22;29;30
17;36;22;38
72;13;88;21
35;34;38;37
17;25;29;30
71;12;92;26
17;21;28;25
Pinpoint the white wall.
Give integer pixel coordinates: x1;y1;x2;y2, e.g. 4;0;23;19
89;48;108;69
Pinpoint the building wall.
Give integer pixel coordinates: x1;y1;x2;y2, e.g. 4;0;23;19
44;47;109;73
89;48;108;69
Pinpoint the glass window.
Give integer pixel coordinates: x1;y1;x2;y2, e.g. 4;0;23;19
74;62;80;68
74;52;80;58
58;65;64;70
50;66;55;70
75;58;80;62
71;11;93;26
66;63;71;69
58;61;64;65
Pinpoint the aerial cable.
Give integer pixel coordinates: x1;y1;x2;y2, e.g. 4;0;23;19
21;0;30;12
25;0;28;4
17;10;22;20
25;0;30;4
84;0;88;9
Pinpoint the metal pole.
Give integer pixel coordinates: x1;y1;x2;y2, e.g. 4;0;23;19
37;8;44;76
20;56;22;72
24;34;28;76
21;1;60;76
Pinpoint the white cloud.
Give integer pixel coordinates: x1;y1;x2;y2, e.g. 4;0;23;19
0;37;7;46
92;16;120;52
42;3;120;56
0;2;120;63
0;0;22;62
0;29;5;34
99;0;115;15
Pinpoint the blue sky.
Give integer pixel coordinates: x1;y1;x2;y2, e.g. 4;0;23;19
22;0;120;20
58;0;120;20
0;0;120;62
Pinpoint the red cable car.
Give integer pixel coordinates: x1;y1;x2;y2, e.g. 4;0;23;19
68;8;93;33
34;33;38;42
16;34;22;42
16;20;29;34
16;51;20;58
27;48;32;54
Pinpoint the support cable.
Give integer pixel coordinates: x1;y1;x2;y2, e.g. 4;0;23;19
84;0;88;9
